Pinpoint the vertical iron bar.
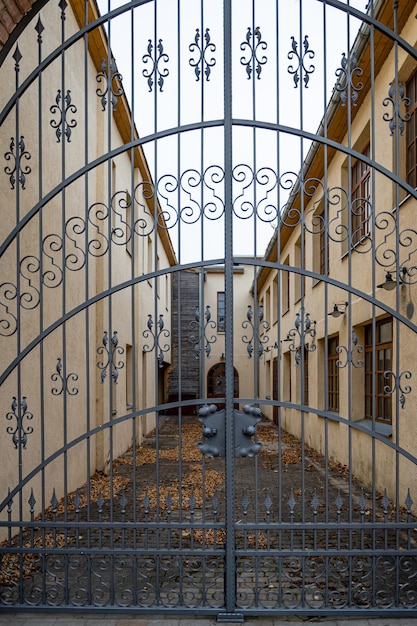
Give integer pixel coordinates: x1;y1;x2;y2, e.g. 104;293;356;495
82;0;92;603
36;13;47;604
59;0;70;600
223;0;236;614
129;2;138;605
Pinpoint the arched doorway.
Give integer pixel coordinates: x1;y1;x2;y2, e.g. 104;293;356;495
207;362;239;409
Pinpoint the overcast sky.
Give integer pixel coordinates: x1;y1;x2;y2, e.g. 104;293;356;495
98;0;367;263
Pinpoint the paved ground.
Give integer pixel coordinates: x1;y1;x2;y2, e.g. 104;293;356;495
1;612;417;625
2;419;417;624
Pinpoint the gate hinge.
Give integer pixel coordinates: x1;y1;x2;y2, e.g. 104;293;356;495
197;404;262;458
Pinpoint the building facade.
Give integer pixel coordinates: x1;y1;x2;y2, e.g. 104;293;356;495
0;0;176;533
256;0;417;508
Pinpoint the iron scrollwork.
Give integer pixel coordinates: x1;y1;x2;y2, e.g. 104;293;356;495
283;307;316;366
242;305;270;359
142;314;170;367
96;58;124;112
50;89;77;142
142;39;169;93
335;52;363;106
4;136;31;190
51;357;79;396
287;35;315;88
97;331;124;384
336;329;364;369
0;282;18;336
240;26;267;80
6;396;34;449
189;28;216;81
189;305;217;359
383;81;410;136
384;370;412;409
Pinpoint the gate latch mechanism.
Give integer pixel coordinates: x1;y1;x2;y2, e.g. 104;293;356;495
197;404;262;458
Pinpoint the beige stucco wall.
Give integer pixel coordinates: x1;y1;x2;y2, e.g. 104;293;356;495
0;0;174;537
257;6;417;509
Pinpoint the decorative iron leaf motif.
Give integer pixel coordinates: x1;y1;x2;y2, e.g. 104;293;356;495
96;58;124;111
211;492;219;515
50;89;77;142
120;491;128;514
50;488;58;513
287;35;315;88
264;490;273;516
97;331;125;384
381;489;390;515
311;489;320;515
242;491;249;515
189;28;216;81
336;330;364;369
288;488;296;515
335;52;363;106
405;489;413;514
142;490;150;514
28;489;36;515
51;357;79;396
4;136;31;190
142;314;170;367
6;396;34;449
165;491;173;514
284;307;316;366
142;39;169;92
383;370;412;409
241;304;270;359
383;81;410;136
189;305;217;359
240;26;267;80
97;490;104;513
335;490;343;515
73;490;81;513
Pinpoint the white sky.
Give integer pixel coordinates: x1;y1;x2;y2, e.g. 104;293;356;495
98;0;368;264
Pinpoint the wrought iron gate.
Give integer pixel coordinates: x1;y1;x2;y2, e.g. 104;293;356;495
1;0;417;619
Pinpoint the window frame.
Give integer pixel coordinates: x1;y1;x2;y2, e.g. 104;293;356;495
217;291;225;333
406;71;417;189
351;144;371;246
364;318;393;424
328;336;339;413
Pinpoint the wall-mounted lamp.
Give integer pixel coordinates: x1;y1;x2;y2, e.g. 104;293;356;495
377;271;400;291
328;302;349;318
377;267;417;291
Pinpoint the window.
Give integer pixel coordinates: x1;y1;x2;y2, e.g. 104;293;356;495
406;71;417;189
217;292;225;333
364;318;392;424
303;348;309;406
126;191;132;255
319;213;328;276
282;258;290;314
294;237;303;302
312;207;328;279
328;336;339;412
283;352;291;402
147;236;152;275
273;275;278;323
351;145;371;245
126;344;133;409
